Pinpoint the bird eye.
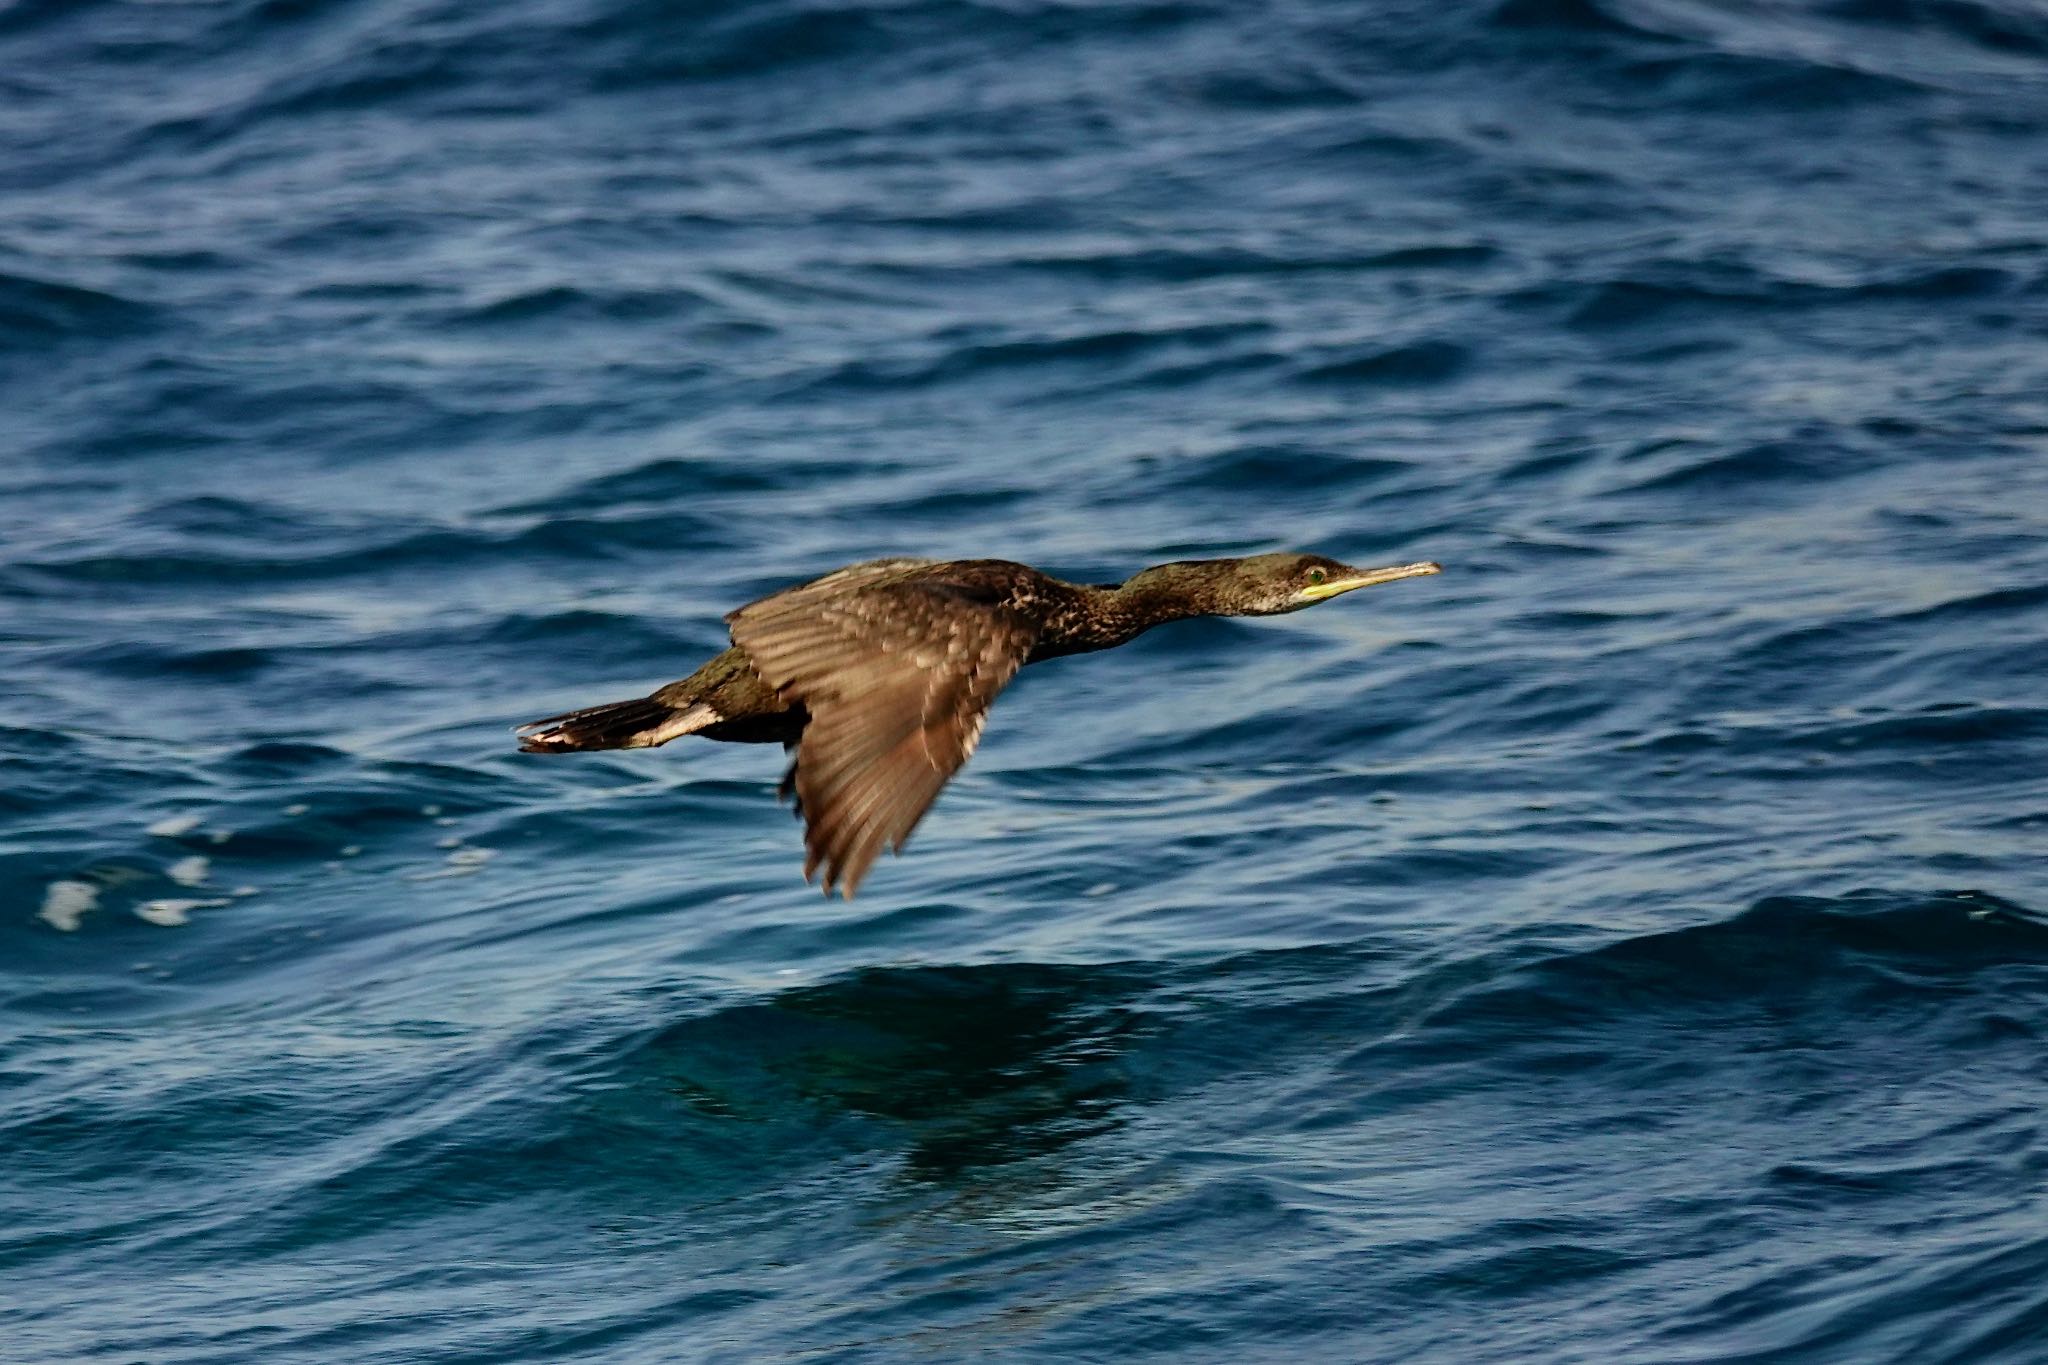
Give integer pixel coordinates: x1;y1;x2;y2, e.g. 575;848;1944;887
1306;568;1326;585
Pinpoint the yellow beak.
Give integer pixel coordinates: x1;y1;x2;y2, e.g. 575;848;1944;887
1297;559;1442;602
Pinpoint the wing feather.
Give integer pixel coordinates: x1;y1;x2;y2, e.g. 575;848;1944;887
728;565;1036;896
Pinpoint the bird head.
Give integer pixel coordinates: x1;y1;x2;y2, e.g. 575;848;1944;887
1121;553;1442;617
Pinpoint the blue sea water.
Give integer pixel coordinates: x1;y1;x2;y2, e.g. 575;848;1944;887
4;0;2048;1358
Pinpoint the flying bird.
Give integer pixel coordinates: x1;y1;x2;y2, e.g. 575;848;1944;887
517;553;1441;896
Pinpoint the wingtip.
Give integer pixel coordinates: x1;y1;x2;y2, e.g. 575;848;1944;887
800;858;862;899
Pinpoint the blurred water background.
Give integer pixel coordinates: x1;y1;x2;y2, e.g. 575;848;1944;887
5;0;2048;1359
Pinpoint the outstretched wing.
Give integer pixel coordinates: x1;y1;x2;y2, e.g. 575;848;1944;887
728;569;1037;897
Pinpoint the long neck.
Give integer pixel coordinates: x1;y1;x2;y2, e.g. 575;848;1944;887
1031;577;1219;659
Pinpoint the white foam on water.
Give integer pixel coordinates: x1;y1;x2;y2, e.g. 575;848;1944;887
167;856;210;887
134;898;230;928
146;813;203;838
406;846;496;881
38;880;100;932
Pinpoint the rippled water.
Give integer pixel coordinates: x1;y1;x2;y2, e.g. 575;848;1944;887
5;0;2048;1359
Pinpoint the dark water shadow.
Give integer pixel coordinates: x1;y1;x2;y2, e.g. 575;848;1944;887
612;960;1162;1184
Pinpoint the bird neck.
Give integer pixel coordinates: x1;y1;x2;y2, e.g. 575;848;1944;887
1034;576;1221;657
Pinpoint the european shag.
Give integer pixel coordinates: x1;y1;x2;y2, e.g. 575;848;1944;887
517;553;1441;896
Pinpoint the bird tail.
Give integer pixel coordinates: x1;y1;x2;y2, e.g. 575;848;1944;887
516;697;713;753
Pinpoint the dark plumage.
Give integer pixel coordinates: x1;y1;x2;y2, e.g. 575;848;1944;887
517;552;1441;895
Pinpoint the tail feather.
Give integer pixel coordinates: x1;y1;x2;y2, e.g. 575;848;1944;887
517;696;710;753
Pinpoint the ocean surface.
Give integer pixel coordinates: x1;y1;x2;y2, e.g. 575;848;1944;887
5;0;2048;1359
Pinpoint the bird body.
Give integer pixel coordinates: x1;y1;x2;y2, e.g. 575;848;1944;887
519;553;1440;895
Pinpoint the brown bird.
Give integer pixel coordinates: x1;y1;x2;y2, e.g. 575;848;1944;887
517;553;1441;896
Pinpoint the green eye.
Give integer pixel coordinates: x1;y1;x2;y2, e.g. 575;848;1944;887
1306;568;1326;585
